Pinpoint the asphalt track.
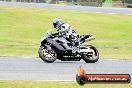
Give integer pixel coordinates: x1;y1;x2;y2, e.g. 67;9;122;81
0;1;132;15
0;57;132;80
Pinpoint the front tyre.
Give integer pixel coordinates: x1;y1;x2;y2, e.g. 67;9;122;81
38;46;57;63
82;45;99;63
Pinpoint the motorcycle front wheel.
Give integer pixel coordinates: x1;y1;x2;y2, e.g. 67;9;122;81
82;45;99;63
38;46;57;63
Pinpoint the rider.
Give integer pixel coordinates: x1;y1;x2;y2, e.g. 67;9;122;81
53;18;79;46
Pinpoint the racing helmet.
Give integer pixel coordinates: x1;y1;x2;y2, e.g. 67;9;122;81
53;18;64;29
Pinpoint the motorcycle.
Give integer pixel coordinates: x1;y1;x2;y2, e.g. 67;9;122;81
38;29;99;63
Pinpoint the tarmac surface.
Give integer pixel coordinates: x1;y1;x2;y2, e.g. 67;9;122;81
0;57;131;81
0;1;132;15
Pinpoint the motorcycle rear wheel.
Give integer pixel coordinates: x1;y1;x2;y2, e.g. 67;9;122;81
82;45;99;63
38;46;57;63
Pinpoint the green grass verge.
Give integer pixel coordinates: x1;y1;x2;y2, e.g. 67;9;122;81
103;0;113;7
0;6;132;59
0;81;131;88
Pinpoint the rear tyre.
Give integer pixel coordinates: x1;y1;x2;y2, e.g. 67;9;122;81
38;46;57;63
82;45;99;63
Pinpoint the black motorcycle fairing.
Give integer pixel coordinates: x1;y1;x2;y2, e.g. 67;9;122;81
39;30;99;63
41;35;82;61
41;36;74;59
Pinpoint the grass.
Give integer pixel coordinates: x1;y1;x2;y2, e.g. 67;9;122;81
0;6;132;59
103;0;113;7
0;81;131;88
